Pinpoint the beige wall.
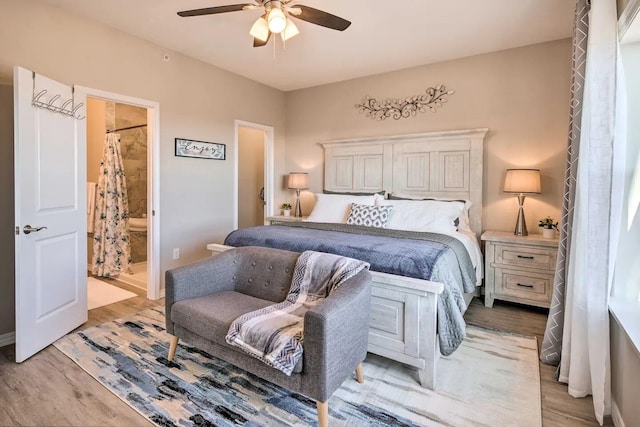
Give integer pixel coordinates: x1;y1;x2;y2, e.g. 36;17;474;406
86;98;106;266
0;0;286;309
238;127;265;228
618;0;631;17
284;39;572;233
0;84;14;336
87;98;106;184
610;316;640;424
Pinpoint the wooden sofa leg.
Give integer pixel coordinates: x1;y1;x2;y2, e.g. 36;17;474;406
316;401;328;427
355;363;364;383
168;336;179;361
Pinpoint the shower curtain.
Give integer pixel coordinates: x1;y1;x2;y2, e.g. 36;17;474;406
92;133;131;277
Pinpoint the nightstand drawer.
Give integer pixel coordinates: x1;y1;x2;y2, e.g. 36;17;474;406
495;268;552;304
494;244;556;271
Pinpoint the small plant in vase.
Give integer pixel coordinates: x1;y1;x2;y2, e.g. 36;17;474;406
538;216;558;239
281;203;292;217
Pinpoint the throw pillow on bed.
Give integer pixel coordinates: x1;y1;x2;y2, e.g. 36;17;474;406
346;203;393;228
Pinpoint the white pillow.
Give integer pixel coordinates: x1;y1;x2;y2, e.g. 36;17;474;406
379;199;465;233
306;193;376;223
387;193;473;231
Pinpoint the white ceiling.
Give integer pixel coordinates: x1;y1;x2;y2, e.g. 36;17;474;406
38;0;575;91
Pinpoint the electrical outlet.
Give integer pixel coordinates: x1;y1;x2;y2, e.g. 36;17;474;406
173;248;180;260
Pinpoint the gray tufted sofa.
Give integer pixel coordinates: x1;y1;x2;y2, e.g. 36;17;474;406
165;246;372;427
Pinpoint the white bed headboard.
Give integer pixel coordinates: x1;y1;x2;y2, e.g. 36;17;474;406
321;128;489;235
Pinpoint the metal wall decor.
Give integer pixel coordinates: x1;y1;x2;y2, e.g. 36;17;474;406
355;85;454;121
175;138;226;160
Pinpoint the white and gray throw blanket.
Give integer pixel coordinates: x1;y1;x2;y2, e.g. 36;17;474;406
225;250;370;376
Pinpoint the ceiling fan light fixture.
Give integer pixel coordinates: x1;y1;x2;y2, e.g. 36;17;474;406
281;18;299;41
267;7;287;34
249;17;270;42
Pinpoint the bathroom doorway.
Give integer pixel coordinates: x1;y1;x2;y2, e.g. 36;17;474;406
87;99;148;297
79;85;160;301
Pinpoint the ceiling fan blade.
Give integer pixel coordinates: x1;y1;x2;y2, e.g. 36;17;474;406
177;4;253;17
293;5;351;31
253;31;272;47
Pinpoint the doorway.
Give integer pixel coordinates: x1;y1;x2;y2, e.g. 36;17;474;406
234;120;275;229
86;98;149;303
77;86;161;301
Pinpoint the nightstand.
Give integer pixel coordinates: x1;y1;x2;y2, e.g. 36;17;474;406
267;215;308;225
481;231;559;309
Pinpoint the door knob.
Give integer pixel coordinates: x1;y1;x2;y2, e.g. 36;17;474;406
23;225;47;234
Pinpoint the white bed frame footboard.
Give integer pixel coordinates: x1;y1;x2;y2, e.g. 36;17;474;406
207;243;444;389
367;270;444;388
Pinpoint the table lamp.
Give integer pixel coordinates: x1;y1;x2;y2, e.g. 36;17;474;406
504;169;541;236
287;172;309;217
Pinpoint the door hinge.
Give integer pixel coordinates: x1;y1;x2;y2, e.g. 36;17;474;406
152;210;156;216
15;226;20;235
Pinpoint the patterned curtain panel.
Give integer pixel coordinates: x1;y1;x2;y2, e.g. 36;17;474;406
540;0;589;366
92;133;132;277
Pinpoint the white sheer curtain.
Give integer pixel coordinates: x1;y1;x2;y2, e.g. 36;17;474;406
558;0;626;424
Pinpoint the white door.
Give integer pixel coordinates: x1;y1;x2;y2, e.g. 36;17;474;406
14;66;87;362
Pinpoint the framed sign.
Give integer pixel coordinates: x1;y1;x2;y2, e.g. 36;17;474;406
175;138;226;160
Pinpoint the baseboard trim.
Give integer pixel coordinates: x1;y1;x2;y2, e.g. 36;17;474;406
0;331;16;347
612;399;626;427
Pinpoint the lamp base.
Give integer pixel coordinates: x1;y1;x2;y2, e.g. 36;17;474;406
294;189;302;217
514;194;528;236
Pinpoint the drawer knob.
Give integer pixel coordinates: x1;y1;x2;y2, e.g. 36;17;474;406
517;255;535;260
517;283;535;288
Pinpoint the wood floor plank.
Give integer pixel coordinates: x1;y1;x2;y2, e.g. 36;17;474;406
0;280;156;427
0;283;609;426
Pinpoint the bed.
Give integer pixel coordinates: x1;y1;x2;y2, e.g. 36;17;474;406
208;128;488;389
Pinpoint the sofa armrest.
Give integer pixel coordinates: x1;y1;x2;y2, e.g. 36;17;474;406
165;250;239;334
301;269;372;401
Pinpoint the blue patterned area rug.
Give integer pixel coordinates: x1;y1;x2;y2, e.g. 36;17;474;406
54;308;542;427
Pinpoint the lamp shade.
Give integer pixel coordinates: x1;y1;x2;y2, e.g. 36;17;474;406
268;7;287;33
281;18;299;41
249;17;270;42
504;169;541;194
287;172;309;190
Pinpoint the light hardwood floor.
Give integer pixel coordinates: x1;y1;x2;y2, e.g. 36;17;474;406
0;282;610;426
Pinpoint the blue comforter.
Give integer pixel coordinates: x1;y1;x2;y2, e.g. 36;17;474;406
224;222;477;355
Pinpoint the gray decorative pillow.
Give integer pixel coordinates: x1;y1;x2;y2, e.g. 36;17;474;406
346;203;393;228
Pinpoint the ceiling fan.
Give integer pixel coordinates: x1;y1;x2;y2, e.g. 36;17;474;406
177;1;351;47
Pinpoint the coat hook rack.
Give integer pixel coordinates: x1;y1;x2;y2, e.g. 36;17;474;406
31;73;85;120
